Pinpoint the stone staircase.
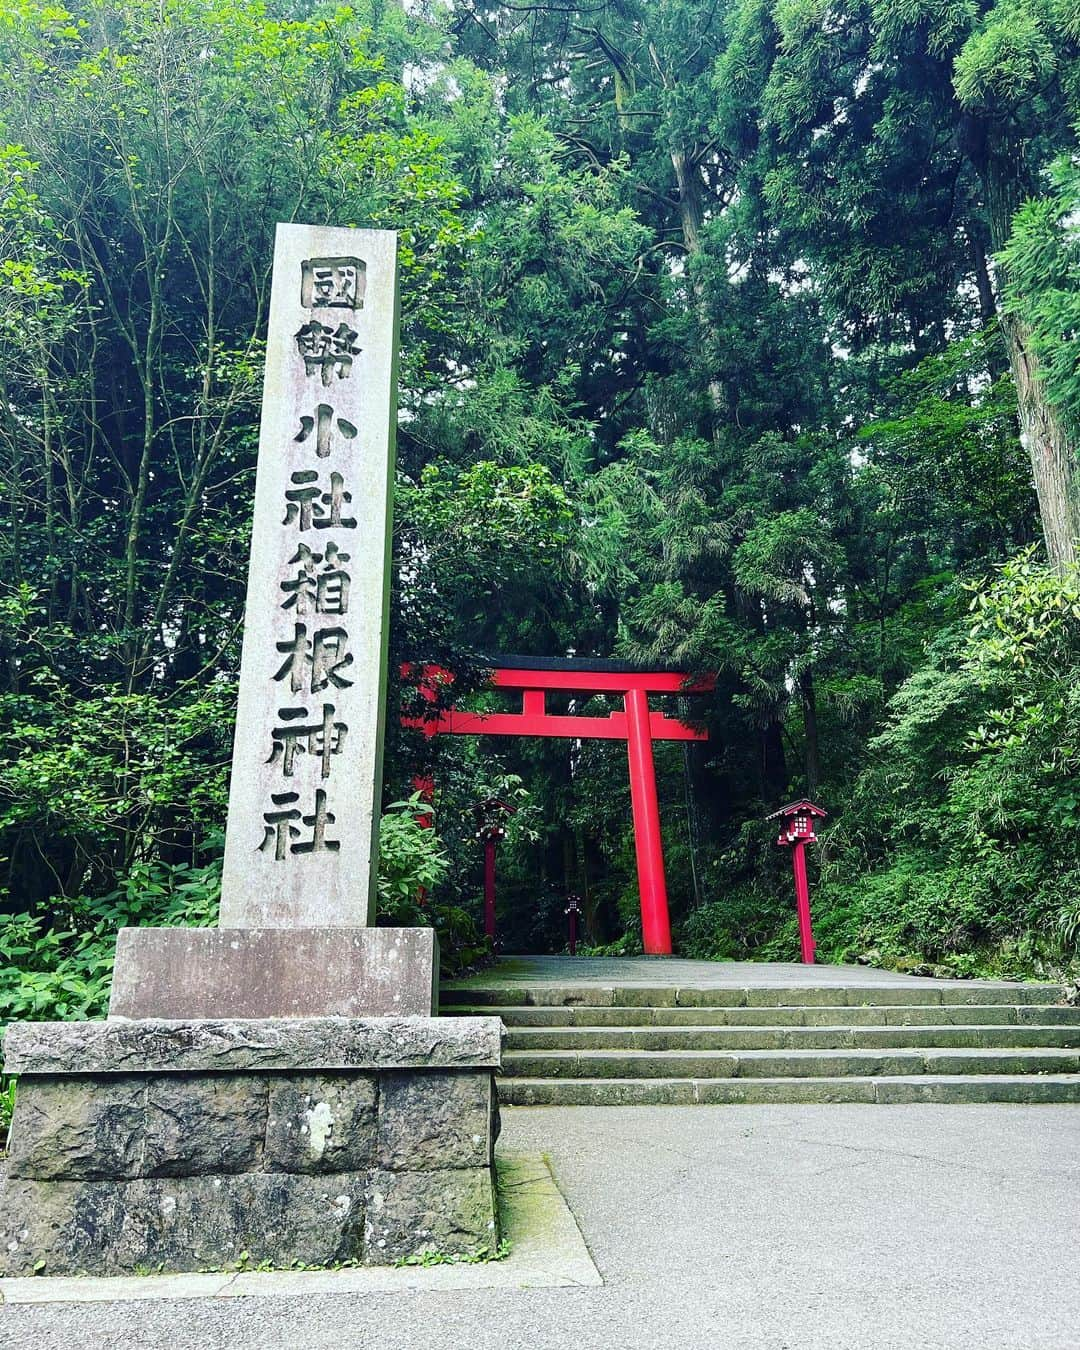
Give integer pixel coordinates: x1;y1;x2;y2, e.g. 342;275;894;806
442;978;1080;1104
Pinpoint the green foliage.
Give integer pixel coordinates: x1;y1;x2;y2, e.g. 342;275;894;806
0;852;220;1025
377;796;452;911
812;554;1080;976
393;1237;511;1267
376;796;490;978
0;1078;14;1138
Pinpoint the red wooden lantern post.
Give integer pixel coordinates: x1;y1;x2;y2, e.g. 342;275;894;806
565;894;582;955
767;799;827;965
473;797;513;944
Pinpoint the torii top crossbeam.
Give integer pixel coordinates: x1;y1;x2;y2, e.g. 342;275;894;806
402;657;715;955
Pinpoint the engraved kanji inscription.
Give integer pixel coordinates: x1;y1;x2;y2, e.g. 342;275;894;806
268;703;348;778
294;404;358;458
259;791;301;860
283;470;357;532
273;623;355;694
280;541;351;616
301;257;366;310
295;321;361;384
258;787;340;857
293;787;341;854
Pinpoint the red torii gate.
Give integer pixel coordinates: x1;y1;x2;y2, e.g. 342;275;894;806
402;658;713;955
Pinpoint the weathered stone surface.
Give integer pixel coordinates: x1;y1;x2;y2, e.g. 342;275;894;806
377;1071;496;1171
4;1016;502;1077
0;1172;366;1276
497;1077;698;1106
363;1168;497;1263
144;1076;266;1177
265;1074;376;1173
0;1023;502;1272
219;225;399;930
5;1079;145;1181
109;926;438;1019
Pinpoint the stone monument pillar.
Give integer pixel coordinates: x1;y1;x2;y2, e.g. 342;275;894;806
108;225;435;1021
220;229;395;931
0;226;502;1277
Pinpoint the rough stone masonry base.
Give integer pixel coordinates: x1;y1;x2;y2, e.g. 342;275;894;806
0;1018;502;1276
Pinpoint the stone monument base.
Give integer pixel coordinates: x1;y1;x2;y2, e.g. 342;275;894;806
0;1016;502;1275
108;926;439;1019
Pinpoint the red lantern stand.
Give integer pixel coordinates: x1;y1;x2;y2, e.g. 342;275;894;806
767;799;827;964
565;894;582;955
473;797;514;942
402;659;714;956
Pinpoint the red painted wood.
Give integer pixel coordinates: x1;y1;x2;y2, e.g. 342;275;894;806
521;689;546;716
624;686;672;956
483;838;497;942
400;661;711;959
403;708;705;742
792;839;816;964
488;668;713;694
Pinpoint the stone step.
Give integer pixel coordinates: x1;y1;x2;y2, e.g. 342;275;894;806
451;1003;1080;1028
442;982;1067;1010
499;1047;1080;1080
504;1025;1080;1052
496;1074;1080;1106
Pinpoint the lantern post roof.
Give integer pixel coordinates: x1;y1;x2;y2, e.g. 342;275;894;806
765;798;828;821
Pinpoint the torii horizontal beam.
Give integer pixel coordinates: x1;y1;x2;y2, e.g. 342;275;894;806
408;704;705;742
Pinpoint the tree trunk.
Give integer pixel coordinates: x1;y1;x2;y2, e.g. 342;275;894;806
670;146;724;413
998;310;1080;571
761;717;788;803
671;147;704;256
968;223;997;326
799;670;820;795
964;121;1080;571
681;741;704;909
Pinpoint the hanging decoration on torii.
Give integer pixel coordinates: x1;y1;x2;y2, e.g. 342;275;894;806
402;657;714;956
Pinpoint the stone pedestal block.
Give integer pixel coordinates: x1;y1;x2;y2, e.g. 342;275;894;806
108;926;439;1019
0;1173;367;1276
364;1168;497;1264
264;1075;377;1173
0;1016;502;1276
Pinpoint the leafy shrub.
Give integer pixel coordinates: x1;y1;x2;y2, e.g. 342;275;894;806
0;1079;14;1142
376;795;491;977
679;883;797;961
813;552;1080;978
0;852;221;1025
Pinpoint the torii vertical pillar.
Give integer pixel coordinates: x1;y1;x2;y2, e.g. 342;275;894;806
624;686;672;955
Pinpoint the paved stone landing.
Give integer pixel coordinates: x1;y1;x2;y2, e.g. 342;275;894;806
448;955;1061;989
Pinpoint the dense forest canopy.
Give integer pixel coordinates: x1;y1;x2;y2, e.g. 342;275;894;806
2;0;1080;1017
